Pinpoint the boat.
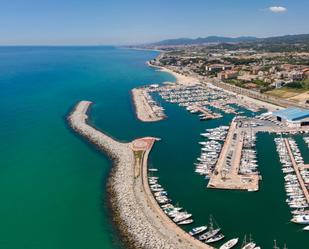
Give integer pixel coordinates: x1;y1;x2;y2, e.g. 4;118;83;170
219;238;239;249
189;226;207;236
178;219;194;225
241;235;256;249
291;215;309;224
242;243;256;249
199;215;221;241
303;225;309;231
173;213;192;223
148;168;158;172
205;233;225;243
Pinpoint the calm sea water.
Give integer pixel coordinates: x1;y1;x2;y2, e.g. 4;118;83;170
0;46;308;249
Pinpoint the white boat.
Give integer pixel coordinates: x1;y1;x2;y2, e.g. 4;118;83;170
291;215;309;224
178;219;194;225
199;216;221;241
148;168;158;172
242;242;256;249
205;233;225;243
303;225;309;231
173;213;192;223
219;238;239;249
241;235;256;249
189;226;207;236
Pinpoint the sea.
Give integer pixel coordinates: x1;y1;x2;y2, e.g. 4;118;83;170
0;46;308;249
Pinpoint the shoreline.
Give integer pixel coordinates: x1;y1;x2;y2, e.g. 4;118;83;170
68;101;214;249
147;60;282;112
147;61;200;86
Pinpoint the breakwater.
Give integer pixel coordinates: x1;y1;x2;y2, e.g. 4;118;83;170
68;100;214;249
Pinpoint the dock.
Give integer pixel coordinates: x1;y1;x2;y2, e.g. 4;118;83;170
194;106;222;120
131;87;166;122
207;119;259;191
284;138;309;204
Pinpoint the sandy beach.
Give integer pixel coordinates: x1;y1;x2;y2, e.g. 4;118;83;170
147;61;200;86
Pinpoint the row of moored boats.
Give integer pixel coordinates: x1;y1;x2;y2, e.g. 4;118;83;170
275;137;309;230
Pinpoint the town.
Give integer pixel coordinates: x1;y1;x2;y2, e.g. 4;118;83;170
147;43;309;107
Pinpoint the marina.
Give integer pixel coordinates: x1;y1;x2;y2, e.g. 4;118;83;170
2;47;309;249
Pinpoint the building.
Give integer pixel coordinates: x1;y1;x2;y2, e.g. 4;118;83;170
289;71;304;81
217;70;238;80
302;68;309;79
272;108;309;127
205;64;233;73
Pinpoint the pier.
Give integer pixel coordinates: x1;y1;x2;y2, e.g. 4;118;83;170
207;119;259;191
284;138;309;204
132;87;166;122
68;101;214;249
194;106;222;120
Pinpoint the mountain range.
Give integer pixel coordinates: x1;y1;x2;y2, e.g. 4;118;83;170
149;34;309;46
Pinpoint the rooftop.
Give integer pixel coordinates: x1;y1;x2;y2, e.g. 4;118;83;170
273;107;309;121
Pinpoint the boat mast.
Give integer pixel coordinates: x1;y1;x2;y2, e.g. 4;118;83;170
274;239;280;249
209;215;214;231
241;235;247;248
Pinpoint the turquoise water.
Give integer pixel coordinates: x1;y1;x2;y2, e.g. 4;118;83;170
0;46;308;249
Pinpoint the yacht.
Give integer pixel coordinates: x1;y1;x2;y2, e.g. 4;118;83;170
205;233;225;243
189;226;207;236
291;215;309;224
219;238;239;249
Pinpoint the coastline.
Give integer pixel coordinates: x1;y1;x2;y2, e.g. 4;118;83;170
147;61;200;86
147;60;282;112
68;101;214;249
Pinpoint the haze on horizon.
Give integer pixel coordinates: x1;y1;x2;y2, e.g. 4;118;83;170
0;0;308;45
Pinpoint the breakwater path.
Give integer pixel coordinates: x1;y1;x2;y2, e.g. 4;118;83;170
68;101;214;249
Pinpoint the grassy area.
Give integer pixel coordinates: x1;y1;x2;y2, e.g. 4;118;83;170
266;87;307;98
134;150;144;178
134;150;144;161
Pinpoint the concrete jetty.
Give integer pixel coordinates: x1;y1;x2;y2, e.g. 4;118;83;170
68;101;214;249
284;138;309;204
208;119;259;191
131;87;166;122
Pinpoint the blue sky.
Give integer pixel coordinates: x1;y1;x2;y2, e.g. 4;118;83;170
0;0;308;45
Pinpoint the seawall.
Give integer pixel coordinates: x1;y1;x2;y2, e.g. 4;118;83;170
67;100;214;249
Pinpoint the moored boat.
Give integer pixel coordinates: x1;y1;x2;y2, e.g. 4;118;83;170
189;226;207;236
219;238;239;249
205;233;225;243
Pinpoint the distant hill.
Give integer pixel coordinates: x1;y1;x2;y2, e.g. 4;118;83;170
151;36;258;46
262;34;309;44
149;34;309;46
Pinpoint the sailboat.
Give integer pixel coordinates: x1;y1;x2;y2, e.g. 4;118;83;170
219;238;239;249
241;234;256;249
273;240;280;249
198;215;221;241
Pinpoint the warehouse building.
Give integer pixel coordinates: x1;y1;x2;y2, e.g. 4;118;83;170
272;108;309;127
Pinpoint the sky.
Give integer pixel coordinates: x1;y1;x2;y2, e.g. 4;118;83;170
0;0;308;45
